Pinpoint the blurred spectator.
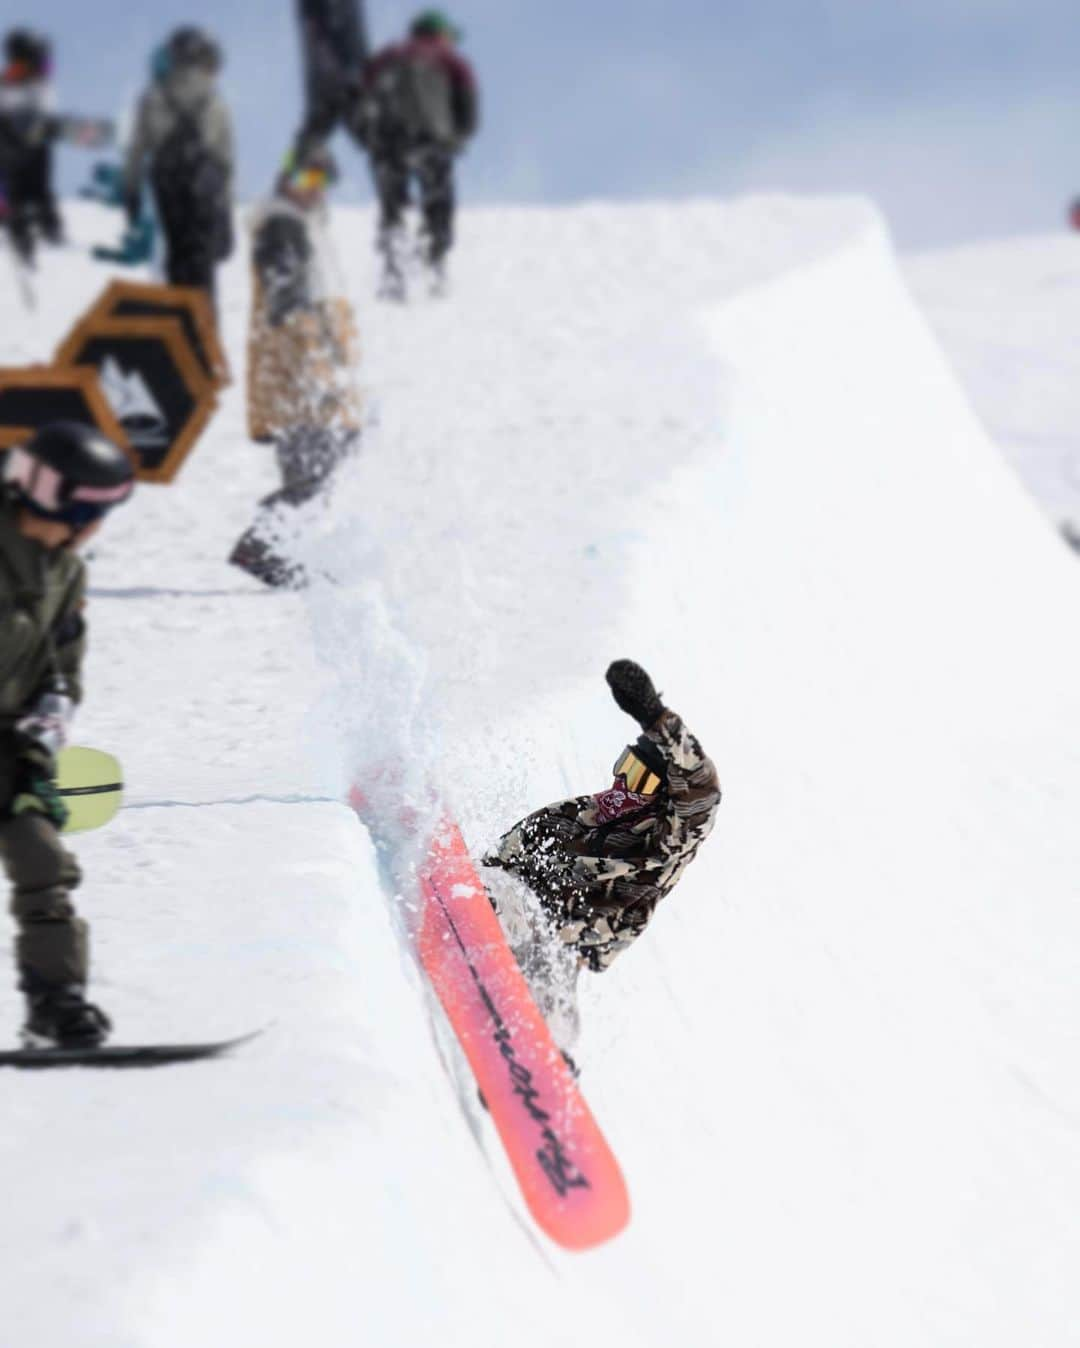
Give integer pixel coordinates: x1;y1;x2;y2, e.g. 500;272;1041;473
0;29;62;257
231;148;362;589
123;27;234;303
355;10;478;298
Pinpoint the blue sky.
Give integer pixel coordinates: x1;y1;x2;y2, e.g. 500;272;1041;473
37;0;1080;249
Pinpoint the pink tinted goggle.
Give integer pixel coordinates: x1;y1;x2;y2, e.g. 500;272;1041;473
5;446;133;524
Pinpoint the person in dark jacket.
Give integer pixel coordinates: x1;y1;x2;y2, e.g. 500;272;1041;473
0;423;135;1048
123;27;234;302
0;29;61;259
356;9;478;297
483;661;721;1050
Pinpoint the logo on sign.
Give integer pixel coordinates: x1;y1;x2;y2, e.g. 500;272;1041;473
99;356;169;449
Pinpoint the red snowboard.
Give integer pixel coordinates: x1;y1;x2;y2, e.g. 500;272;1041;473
351;789;630;1250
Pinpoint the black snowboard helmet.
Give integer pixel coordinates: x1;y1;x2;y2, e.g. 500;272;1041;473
5;29;49;75
4;422;135;528
166;26;223;74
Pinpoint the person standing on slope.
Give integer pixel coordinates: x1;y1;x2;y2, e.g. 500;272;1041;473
483;660;721;1053
123;27;234;304
231;147;362;589
355;9;478;298
0;423;135;1048
0;29;62;260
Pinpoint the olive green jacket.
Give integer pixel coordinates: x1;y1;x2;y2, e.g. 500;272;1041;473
0;498;86;745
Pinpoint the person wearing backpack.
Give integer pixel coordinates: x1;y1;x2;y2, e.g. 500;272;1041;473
123;28;234;303
356;10;478;298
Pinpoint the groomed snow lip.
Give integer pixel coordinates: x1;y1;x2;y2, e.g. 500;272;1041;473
2;193;1078;1348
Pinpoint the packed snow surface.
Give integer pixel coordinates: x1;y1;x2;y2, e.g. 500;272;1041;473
1;199;1078;1348
907;232;1080;528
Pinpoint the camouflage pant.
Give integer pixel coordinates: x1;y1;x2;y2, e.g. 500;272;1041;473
485;869;581;1052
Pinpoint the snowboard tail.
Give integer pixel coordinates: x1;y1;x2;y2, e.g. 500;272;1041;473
0;1030;261;1069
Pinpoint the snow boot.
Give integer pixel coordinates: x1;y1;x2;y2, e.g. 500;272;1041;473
229;529;307;590
376;226;408;302
21;984;111;1049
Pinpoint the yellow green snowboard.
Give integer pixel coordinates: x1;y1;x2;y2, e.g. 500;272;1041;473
55;747;124;835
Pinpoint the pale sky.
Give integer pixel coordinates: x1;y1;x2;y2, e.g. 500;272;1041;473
34;0;1080;249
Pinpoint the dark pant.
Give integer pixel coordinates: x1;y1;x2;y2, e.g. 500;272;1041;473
231;426;357;586
0;811;86;993
370;141;456;265
11;143;62;240
152;182;231;304
293;80;356;166
264;425;356;511
0;735;87;993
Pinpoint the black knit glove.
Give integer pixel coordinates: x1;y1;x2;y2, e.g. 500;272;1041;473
605;660;666;730
10;753;68;831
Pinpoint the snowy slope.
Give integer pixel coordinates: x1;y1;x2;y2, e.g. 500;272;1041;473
906;232;1080;530
1;198;1078;1348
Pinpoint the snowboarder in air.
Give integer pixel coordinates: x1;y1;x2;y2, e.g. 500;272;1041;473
230;147;362;589
123;27;234;303
483;660;721;1053
0;29;63;260
355;9;478;298
291;0;369;166
0;422;135;1048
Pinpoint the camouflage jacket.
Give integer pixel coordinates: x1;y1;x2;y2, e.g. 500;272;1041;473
484;710;721;972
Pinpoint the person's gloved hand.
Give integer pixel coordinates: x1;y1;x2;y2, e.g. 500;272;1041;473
605;660;665;730
16;691;74;758
10;756;68;830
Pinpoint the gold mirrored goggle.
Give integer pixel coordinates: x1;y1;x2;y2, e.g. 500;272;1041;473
612;746;663;796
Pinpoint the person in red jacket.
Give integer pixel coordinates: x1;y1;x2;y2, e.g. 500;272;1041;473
355;10;478;298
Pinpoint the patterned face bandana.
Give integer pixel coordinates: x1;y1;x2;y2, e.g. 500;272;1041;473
593;775;659;824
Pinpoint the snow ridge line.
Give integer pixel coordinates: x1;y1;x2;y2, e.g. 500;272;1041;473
89;587;275;600
122;793;342;812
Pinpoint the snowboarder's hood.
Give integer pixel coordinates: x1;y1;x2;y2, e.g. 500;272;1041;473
161;64;217;111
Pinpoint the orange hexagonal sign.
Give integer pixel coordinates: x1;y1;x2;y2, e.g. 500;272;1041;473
0;365;134;460
74;279;230;390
